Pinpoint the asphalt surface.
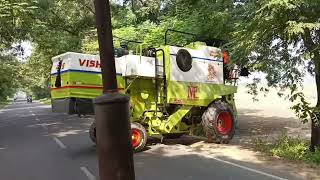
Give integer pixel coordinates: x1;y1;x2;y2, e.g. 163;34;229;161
0;100;299;180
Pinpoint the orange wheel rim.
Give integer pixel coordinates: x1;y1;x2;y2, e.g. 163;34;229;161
216;111;233;135
131;129;142;148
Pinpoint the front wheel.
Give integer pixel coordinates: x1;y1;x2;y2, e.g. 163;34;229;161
201;100;235;144
89;121;96;143
131;122;147;152
89;121;147;153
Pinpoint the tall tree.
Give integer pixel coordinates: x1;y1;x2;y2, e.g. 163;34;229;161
0;0;35;48
0;0;36;100
20;0;96;97
232;0;320;151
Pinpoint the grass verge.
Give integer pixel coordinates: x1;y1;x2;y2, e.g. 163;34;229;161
254;134;320;165
39;98;51;105
0;100;10;109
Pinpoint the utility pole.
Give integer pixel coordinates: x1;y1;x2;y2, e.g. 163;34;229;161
93;0;135;179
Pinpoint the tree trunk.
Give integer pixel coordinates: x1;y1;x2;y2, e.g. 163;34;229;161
310;55;320;152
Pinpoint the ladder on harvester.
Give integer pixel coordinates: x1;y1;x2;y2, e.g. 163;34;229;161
154;49;167;116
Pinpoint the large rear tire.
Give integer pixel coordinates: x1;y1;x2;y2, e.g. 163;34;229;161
201;100;235;143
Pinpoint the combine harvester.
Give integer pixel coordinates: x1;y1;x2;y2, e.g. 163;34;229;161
50;30;246;152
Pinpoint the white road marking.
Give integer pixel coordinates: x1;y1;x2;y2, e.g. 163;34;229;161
52;137;67;149
35;118;40;121
31;113;36;116
178;143;288;180
80;166;96;180
211;157;288;180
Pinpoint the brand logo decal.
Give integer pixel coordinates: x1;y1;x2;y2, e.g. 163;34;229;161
188;86;199;99
79;59;101;68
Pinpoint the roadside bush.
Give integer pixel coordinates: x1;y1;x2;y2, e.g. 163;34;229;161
271;135;308;160
30;86;50;100
0;100;9;109
254;135;320;165
39;98;51;105
304;148;320;164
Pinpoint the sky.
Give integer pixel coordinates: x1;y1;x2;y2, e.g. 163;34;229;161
18;41;33;62
112;0;123;4
238;71;315;87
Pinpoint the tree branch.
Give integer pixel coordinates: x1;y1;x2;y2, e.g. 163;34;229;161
44;21;79;36
303;29;316;53
82;2;95;15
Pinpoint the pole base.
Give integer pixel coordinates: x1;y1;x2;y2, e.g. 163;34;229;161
94;92;135;180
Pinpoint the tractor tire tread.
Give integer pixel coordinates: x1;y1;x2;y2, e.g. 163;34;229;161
131;122;148;153
89;121;96;144
201;100;235;144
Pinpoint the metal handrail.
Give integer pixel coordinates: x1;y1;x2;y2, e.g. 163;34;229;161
165;29;197;46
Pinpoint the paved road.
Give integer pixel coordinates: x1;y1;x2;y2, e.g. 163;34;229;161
0;101;299;180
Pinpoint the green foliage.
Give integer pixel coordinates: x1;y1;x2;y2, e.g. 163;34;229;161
30;86;50;99
0;0;36;47
81;29;99;54
0;99;10;109
20;45;52;98
0;1;34;100
14;0;95;97
254;135;320;164
39;98;51;105
124;0;161;23
271;135;308;160
304;148;320;164
290;91;320;125
0;54;20;100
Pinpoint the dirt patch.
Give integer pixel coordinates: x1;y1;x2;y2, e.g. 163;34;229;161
234;108;311;146
232;86;313;145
